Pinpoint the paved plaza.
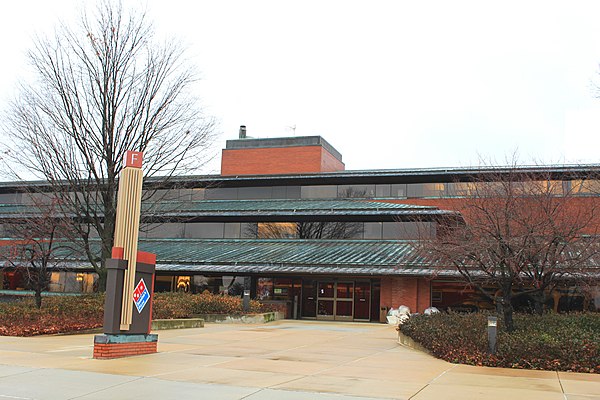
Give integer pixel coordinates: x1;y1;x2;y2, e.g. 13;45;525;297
0;320;598;399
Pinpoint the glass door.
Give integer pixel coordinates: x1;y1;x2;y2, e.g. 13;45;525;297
316;281;355;321
301;280;317;318
317;281;335;320
354;281;371;321
335;281;354;321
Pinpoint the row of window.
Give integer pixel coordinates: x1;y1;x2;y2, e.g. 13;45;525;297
1;179;598;205
137;221;435;240
146;180;600;201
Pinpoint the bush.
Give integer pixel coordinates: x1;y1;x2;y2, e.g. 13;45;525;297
151;291;277;319
0;294;104;336
400;312;600;373
0;291;282;336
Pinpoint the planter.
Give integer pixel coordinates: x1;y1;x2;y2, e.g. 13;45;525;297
192;311;284;324
151;318;204;330
397;329;432;355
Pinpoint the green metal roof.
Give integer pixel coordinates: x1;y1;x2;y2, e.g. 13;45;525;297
149;199;434;212
0;199;460;222
58;238;432;276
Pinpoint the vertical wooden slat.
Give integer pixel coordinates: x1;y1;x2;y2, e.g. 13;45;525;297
115;167;144;330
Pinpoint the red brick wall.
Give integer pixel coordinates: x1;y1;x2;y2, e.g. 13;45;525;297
320;147;345;172
93;342;157;359
221;146;344;175
380;277;431;313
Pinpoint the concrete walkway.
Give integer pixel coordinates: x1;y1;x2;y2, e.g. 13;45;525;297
0;320;598;399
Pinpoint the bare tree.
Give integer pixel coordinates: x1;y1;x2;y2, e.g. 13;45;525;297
2;1;216;289
0;199;75;308
417;167;600;332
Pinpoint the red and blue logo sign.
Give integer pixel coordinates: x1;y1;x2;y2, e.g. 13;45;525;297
133;278;150;313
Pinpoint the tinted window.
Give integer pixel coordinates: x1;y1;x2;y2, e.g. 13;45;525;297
237;186;273;199
143;223;185;239
184;222;225;238
205;188;238;200
363;222;382;239
375;185;391;198
301;185;338;199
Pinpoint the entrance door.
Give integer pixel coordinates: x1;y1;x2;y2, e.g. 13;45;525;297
317;281;335;320
335;281;354;321
354;281;371;320
316;281;354;321
301;280;317;318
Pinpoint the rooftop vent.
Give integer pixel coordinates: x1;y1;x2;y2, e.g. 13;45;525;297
239;125;247;139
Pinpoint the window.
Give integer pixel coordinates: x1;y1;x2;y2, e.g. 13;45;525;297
337;185;375;198
407;183;445;198
237;186;273;200
205;188;238;200
375;185;391;198
301;185;338;199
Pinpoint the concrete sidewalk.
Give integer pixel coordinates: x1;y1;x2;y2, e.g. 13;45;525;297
0;320;598;399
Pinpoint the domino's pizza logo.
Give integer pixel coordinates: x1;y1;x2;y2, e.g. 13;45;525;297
133;278;150;313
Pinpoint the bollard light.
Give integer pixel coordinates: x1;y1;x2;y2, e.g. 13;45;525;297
487;316;498;354
243;290;251;313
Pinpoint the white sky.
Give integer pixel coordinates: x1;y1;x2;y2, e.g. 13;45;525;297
2;0;600;174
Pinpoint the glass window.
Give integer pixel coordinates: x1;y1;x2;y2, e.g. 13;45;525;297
363;222;382;239
318;281;335;298
154;275;174;292
390;184;407;198
224;223;241;238
570;180;600;196
257;278;273;300
205;187;238;200
375;185;391;198
273;278;293;301
190;188;206;200
286;186;302;199
301;185;338;199
337;185;375;198
258;222;297;238
271;186;287;199
237;186;273;200
382;222;434;239
336;282;354;299
143;223;185;239
191;275;215;293
446;182;475;197
184;222;224;238
241;223;258;238
407;183;445;198
0;193;22;204
222;276;246;296
144;189;183;202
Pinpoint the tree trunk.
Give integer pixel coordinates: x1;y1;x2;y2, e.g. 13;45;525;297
495;291;515;333
502;302;514;332
34;287;43;309
532;290;546;315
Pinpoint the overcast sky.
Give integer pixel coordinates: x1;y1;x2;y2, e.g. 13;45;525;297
2;0;600;173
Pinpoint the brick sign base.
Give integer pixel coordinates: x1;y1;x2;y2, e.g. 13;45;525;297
93;333;158;359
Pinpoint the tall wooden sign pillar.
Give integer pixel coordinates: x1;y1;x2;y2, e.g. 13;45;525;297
93;151;158;359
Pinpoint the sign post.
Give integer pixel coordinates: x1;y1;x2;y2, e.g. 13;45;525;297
93;151;158;359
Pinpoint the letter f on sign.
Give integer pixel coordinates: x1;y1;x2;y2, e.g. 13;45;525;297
125;151;143;168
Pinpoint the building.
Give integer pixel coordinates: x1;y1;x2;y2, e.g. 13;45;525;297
0;132;599;319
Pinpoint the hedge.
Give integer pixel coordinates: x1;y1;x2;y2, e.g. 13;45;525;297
151;291;283;319
400;312;600;373
0;295;104;336
0;291;283;336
